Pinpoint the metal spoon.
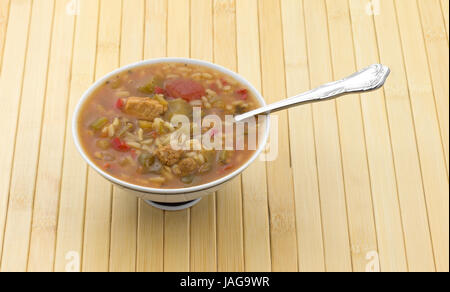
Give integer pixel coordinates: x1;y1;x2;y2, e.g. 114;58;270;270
234;64;390;122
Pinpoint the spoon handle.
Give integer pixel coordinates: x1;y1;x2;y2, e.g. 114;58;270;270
234;64;390;122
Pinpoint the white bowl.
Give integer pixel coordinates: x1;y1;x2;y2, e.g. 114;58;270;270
72;58;270;203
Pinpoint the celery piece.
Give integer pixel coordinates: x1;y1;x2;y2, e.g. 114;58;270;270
181;175;194;184
154;94;168;108
110;78;122;89
138;153;155;169
138;120;153;129
96;139;110;150
138;76;163;95
90;117;108;131
164;98;193;120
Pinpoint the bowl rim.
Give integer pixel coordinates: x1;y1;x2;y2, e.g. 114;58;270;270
72;57;270;195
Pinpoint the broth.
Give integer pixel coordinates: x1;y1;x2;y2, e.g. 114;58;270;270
78;62;261;188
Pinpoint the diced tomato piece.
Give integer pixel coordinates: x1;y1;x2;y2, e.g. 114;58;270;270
115;98;124;109
220;78;229;86
210;128;218;138
130;149;137;159
217;164;233;174
165;78;205;101
150;131;158;139
103;163;112;170
154;86;166;95
236;88;248;100
209;82;221;93
239;94;248;100
222;164;234;171
111;137;130;152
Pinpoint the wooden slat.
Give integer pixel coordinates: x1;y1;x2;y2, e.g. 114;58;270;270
0;0;55;272
189;0;217;272
190;195;217;272
441;0;449;39
373;0;435;272
163;0;190;272
136;202;164;272
281;0;325;272
418;0;449;174
164;211;189;272
213;0;245;272
0;0;447;272
348;0;408;272
27;0;76;272
167;0;190;53
395;0;449;272
53;0;99;272
82;0;122;272
258;0;298;272
190;0;213;61
0;0;10;73
236;0;271;272
135;0;166;272
303;0;352;272
0;0;32;268
325;0;379;272
109;0;144;272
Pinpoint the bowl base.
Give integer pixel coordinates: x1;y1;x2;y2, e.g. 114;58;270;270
144;198;202;211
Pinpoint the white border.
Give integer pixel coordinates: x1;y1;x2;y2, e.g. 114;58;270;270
72;58;270;195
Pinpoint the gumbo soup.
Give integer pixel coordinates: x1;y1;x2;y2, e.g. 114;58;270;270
78;62;261;189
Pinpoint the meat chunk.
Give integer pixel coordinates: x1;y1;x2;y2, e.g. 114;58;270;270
155;145;183;166
124;97;166;121
175;158;198;177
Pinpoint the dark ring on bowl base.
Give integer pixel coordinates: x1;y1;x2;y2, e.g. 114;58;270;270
144;198;202;211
